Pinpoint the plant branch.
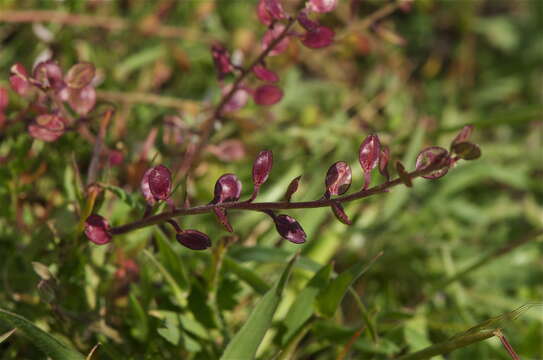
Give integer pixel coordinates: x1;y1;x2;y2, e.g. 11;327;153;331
176;17;297;178
110;164;442;236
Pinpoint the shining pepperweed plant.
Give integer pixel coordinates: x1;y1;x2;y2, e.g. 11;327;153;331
9;1;539;360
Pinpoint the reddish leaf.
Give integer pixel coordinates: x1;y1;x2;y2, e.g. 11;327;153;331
395;160;412;187
450;125;474;150
451;141;481;161
28;114;66;142
213;174;242;203
306;0;338;13
325;161;352;197
284;175;302;202
253;64;279;83
359;134;381;189
331;201;351;225
254;84;283;106
84;214;112;245
378;146;390;181
252;150;274;187
274;214;307;244
214;207;234;233
211;43;234;80
415;146;450;179
262;24;291;56
176;230;212;250
65;62;95;89
301;26;335;49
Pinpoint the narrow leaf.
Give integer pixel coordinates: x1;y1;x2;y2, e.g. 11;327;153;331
221;254;299;360
317;252;382;318
0;309;85;360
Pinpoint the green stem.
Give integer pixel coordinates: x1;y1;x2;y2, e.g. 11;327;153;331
348;287;378;343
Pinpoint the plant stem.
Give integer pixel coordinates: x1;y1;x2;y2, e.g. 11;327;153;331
110;165;442;236
396;330;496;360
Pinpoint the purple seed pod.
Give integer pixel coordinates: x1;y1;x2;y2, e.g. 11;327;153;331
306;0;338;13
274;214;307;244
254;85;283;106
67;85;96;115
253;64;279;83
450;125;474;150
176;230;212;250
211;43;234;80
359;134;381;189
84;214;112;245
262;24;291;56
325;161;352;197
213;174;242;204
253;150;273;188
33;60;64;91
331;201;351;225
214;207;234;233
28;114;66;142
415;146;450;179
284;175;302;202
140;165;172;205
65;62;96;90
301;26;335;49
395;160;412;187
378;146;390;181
451;142;481;161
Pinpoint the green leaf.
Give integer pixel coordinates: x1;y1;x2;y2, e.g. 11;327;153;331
0;309;85;360
101;184;143;211
280;263;333;345
316;252;382;318
128;294;149;342
222;256;270;295
220;253;299;360
143;249;187;308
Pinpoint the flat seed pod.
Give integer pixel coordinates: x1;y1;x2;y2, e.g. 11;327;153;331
84;214;112;245
284;175;302;202
415;146;449;179
325;161;352;197
331;201;352;225
252;150;273;188
176;230;212;250
378;146;390;181
65;62;95;89
28;114;65;142
274;214;306;244
451;141;481;161
254;85;283;106
450;125;474;150
213;174;242;203
359;134;381;189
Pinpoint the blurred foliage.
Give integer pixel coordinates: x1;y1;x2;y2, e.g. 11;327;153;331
0;0;541;359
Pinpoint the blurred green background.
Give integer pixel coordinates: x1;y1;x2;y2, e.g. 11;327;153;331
0;0;541;359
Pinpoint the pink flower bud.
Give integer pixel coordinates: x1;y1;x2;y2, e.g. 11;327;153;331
84;214;112;245
213;174;242;203
301;26;335;49
176;230;211;250
284;175;301;202
253;64;279;83
306;0;338;13
325;161;352;197
254;84;283;106
262;24;291;56
331;201;351;225
141;165;172;205
415;146;450;179
28;114;66;142
65;62;96;90
211;43;234;80
264;0;287;20
378;146;390;181
450;125;474;150
274;214;306;244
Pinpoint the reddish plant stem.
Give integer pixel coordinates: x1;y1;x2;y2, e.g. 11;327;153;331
110;164;440;236
494;329;521;360
176;17;297;178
